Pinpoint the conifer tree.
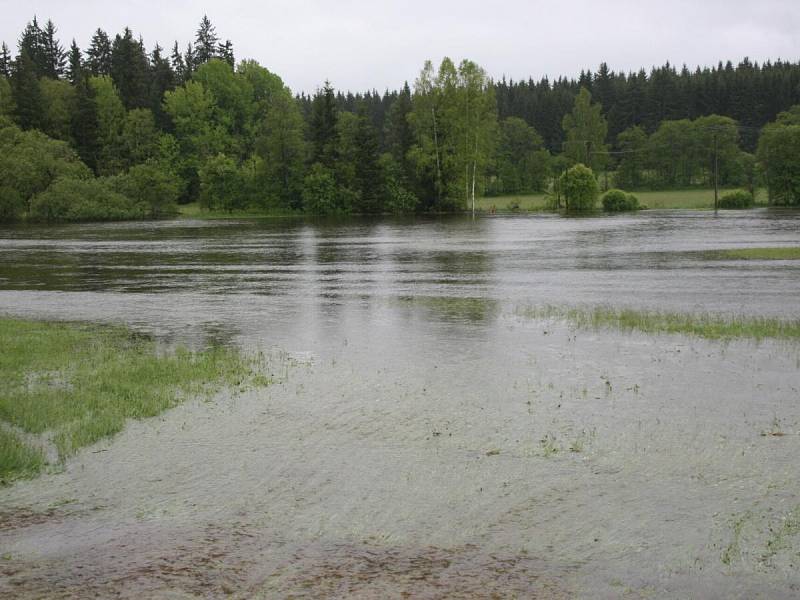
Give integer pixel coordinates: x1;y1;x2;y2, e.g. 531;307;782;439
86;29;112;76
18;17;47;78
0;42;12;77
11;50;44;129
194;15;219;66
170;42;185;84
110;28;150;109
310;81;339;169
66;40;82;84
218;40;235;68
71;74;100;171
42;19;66;78
150;44;176;127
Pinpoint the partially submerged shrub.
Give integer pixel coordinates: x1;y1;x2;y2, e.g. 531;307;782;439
718;189;754;209
560;164;599;212
30;178;141;222
602;189;641;212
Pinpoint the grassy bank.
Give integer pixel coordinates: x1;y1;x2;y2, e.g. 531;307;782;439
0;318;266;482
521;306;800;341
178;202;299;219
708;247;800;260
479;188;768;213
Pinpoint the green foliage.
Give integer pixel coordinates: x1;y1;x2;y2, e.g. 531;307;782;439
107;161;182;217
560;164;599;211
199;153;244;211
0;76;15;116
718;190;754;209
30;177;139;222
120;108;160;167
758;109;800;206
0;120;91;218
39;78;76;141
408;58;498;211
562;88;608;172
491;117;550;194
89;75;126;174
602;189;641;212
302;162;345;215
614;126;647;189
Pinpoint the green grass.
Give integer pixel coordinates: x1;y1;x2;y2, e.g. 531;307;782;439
521;306;800;341
0;318;266;482
0;428;45;480
708;247;800;260
478;188;768;213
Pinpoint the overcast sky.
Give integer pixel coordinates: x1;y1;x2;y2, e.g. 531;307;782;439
2;0;798;94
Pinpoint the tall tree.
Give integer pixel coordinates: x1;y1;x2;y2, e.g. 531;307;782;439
41;19;66;78
218;40;234;68
66;40;82;84
110;28;150;109
194;15;219;66
149;44;176;127
71;75;100;171
86;29;112;76
0;43;11;77
310;81;339;169
11;51;44;130
17;17;47;78
562;87;608;171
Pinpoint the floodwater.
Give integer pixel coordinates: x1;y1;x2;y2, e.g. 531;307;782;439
1;210;799;598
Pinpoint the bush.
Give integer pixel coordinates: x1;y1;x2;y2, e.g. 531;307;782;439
560;164;599;212
602;189;641;212
718;190;754;209
107;162;182;218
30;178;141;222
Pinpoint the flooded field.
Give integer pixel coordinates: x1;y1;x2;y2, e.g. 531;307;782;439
1;210;800;598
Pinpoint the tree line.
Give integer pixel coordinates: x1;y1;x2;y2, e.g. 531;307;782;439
1;15;799;222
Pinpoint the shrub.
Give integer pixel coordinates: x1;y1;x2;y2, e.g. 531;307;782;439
718;190;754;209
108;162;182;218
30;178;140;222
560;164;599;212
602;189;641;212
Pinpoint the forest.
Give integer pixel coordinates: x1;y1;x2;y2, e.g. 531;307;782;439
1;15;800;222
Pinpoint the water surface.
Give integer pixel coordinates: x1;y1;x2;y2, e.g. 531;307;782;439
1;210;799;598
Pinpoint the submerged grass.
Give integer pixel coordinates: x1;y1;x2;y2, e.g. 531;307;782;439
479;188;768;213
708;247;800;261
0;318;266;482
521;306;800;342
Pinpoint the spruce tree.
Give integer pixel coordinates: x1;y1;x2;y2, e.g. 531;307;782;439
66;40;82;84
18;17;47;78
11;50;44;129
150;44;176;127
86;29;112;76
183;44;195;79
218;40;234;68
170;42;185;84
194;15;219;66
42;19;66;78
71;74;100;171
310;81;339;169
0;42;11;77
110;28;150;109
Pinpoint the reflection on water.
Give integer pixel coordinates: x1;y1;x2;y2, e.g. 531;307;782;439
1;210;800;598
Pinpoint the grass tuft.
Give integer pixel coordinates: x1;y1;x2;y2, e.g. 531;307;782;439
707;247;800;261
520;306;800;342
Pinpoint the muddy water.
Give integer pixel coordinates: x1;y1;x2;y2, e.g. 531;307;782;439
1;210;800;598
